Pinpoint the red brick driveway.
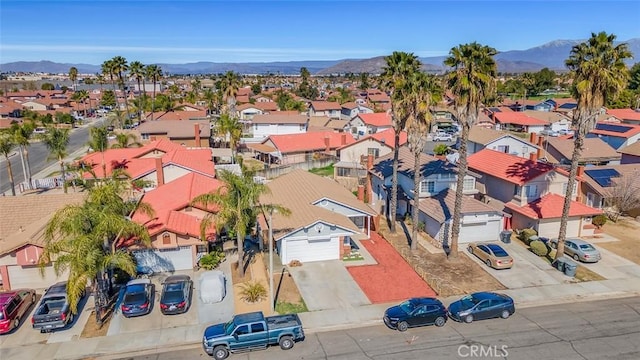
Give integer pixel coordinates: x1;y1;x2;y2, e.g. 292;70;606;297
347;232;436;304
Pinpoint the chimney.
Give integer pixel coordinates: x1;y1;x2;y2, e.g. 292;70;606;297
155;157;164;186
529;132;536;144
341;133;347;145
324;136;331;152
577;165;585;178
367;154;374;170
537;135;544;147
194;123;201;147
357;185;365;201
537;148;543;160
529;151;538;162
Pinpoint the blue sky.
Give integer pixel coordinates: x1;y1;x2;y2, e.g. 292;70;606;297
1;1;639;64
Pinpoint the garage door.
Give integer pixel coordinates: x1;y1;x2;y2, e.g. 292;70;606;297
133;246;193;273
459;220;502;243
7;265;68;290
283;237;339;264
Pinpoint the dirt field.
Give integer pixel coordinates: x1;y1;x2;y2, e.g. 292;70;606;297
600;218;640;265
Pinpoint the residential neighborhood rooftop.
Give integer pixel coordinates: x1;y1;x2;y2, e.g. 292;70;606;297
468;149;555;185
417;188;503;224
505;193;602;219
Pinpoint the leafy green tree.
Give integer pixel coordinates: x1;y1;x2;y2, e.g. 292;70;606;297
379;51;422;233
69;66;78;91
628;63;640;90
445;42;497;258
101;89;116;108
555;32;631;260
214;114;242;160
40;127;70;193
41;83;55;90
359;72;370;90
111;133;142;149
606;89;638;108
251;83;262;95
0;133;17;195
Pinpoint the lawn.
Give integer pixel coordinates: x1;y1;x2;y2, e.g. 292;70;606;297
599;218;640;265
308;164;334;177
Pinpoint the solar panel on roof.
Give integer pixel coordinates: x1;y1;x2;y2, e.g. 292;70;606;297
559;103;577;109
596;124;631;133
584;168;621;187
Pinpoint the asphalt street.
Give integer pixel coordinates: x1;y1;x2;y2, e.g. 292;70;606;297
109;296;640;360
0;117;105;194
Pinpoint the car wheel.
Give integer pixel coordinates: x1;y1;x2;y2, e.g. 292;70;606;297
486;259;492;267
500;310;511;319
13;318;19;329
213;346;229;360
573;254;580;261
464;315;474;324
68;313;74;324
279;335;295;350
468;247;473;254
397;321;409;332
434;316;446;327
31;294;36;304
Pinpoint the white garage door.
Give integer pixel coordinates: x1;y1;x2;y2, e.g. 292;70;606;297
283;237;339;264
133;246;193;273
7;265;67;290
459;220;502;243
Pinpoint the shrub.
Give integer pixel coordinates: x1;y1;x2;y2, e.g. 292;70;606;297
240;281;267;303
592;214;607;228
518;228;538;245
434;144;449;156
416;222;426;232
198;250;225;270
530;240;549;256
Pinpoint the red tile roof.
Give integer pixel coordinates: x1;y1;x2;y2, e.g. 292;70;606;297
369;128;407;147
493;112;549;126
357;112;392;127
468;149;555;185
266;131;355;153
132;172;223;237
606;109;640;121
367;93;390;103
505;193;601;219
310;101;341;111
253;102;278;111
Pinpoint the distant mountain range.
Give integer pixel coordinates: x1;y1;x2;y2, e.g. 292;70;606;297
2;38;638;75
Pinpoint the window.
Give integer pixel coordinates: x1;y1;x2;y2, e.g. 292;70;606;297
141;133;150;140
337;167;351;177
497;145;510;153
523;184;537;198
367;148;379;158
562;182;578;197
514;185;521;196
299;124;305;131
235;325;249;336
463;178;475;191
420;180;435;194
251;323;265;333
254;124;258;130
162;233;171;245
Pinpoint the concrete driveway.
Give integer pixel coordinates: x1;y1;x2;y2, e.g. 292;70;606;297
288;260;370;311
107;262;235;336
463;241;569;289
574;245;640;280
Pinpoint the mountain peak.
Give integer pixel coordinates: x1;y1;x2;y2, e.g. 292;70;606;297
538;39;582;48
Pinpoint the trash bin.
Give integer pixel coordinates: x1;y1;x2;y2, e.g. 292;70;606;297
554;256;567;271
500;230;512;244
564;259;578;277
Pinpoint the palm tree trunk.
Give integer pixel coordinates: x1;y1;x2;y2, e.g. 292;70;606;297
121;77;132;124
111;79;120;128
60;158;67;194
5;157;16;196
24;148;32;189
555;130;584;260
237;230;245;278
411;149;421;251
141;78;147;122
151;79;156;121
137;78;142;122
449;124;471;259
389;130;401;233
18;145;27;190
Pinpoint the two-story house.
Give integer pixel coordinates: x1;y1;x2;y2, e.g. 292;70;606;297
347;113;393;138
137;120;210;147
468;149;601;238
308;101;341;119
369;147;503;243
492;111;549;134
465;126;540;159
523;110;571;133
250;114;308;139
340;102;374;121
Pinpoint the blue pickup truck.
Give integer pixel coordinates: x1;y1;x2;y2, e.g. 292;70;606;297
202;311;305;359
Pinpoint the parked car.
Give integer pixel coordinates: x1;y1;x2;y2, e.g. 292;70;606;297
540;129;560;137
558;129;574;135
467;243;514;269
160;275;193;315
121;279;153;318
448;292;515;323
383;297;447;331
433;132;454;142
549;238;601;263
32;282;82;333
0;289;36;334
202;311;305;360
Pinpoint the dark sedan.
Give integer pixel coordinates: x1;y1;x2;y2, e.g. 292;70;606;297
159;275;192;315
383;297;447;331
448;292;514;323
121;279;153;318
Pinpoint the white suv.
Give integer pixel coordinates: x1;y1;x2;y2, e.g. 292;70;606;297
433;132;453;141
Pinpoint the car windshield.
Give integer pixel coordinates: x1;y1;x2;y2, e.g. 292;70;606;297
123;292;146;304
162;290;183;303
224;320;234;334
487;245;509;257
579;244;596;251
399;300;415;314
459;295;480;310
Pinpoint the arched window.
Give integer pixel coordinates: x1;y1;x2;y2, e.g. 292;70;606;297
162;232;171;245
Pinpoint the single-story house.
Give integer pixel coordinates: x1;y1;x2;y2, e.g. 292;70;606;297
492;112;549;134
543;137;620;166
137;120;210;147
587;122;640;150
347;112;393;138
619;141;640;164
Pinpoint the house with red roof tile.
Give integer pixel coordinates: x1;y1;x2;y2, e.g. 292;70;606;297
492;111;548;134
606;108;640;125
308;101;341;119
127;172;224;272
340;101;374;121
587;122;640;150
236;102;280;121
468;149;601;238
255;131;355;166
347;112;393;138
137;120;210;147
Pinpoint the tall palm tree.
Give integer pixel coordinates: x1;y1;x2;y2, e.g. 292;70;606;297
222;71;241;117
87;126;109;177
40;127;71;193
96;73;106;92
444;42;497;259
69;67;78;91
146;64;162;121
110;56;131;122
379;51;422;233
111;133;142;149
0;133;17;196
191;169;274;278
202;88;216;116
12;122;35;189
405;72;442;251
215;114;242;161
555;32;631;260
129;61;146;121
40;180;151;322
